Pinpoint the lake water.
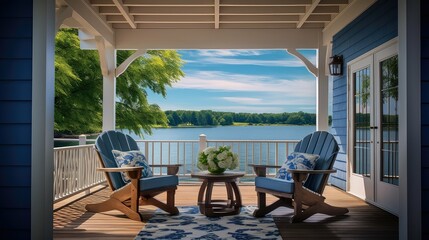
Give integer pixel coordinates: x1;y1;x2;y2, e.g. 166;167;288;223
127;125;317;141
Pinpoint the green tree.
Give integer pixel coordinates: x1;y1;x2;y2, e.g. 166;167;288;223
55;29;184;136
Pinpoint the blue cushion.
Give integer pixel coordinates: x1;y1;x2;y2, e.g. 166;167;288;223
140;175;178;192
112;150;153;183
275;152;319;181
255;177;294;194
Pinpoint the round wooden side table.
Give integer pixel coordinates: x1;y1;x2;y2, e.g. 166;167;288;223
191;171;245;217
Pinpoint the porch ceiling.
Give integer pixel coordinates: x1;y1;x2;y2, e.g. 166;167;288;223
76;0;349;30
56;0;375;49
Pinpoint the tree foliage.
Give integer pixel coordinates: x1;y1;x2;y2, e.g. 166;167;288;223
55;29;184;136
165;110;323;126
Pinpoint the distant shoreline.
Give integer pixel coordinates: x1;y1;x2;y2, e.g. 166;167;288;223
153;123;318;129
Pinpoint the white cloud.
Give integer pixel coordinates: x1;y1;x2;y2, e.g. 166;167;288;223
197;50;262;57
200;57;306;67
220;97;263;104
220;96;314;106
174;71;315;97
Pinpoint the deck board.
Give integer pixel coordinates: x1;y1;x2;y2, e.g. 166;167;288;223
53;184;398;239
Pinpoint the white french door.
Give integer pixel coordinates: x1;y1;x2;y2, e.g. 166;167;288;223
348;41;399;215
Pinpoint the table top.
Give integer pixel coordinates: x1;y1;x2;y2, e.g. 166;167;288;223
191;171;245;180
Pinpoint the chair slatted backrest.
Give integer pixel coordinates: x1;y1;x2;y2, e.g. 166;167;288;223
95;130;140;190
294;131;339;194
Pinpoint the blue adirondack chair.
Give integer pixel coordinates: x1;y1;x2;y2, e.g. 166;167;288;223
251;131;349;222
85;130;180;221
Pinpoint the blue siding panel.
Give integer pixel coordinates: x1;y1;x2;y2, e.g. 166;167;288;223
0;101;32;123
0;209;31;230
0;39;32;58
423;104;429;125
1;230;31;240
330;0;397;190
0;124;31;144
0;19;32;39
422;59;429;80
422;82;429;103
0;81;32;101
0;1;33;237
0;60;32;80
0;166;31;187
0;1;32;18
423;147;429;168
0;187;31;208
0;145;31;166
423;127;429;146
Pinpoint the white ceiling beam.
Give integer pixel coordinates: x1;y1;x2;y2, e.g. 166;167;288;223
220;0;312;6
322;0;376;45
116;29;320;49
65;0;115;46
112;0;137;29
214;0;220;29
286;49;317;77
297;0;321;28
95;36;109;76
123;0;214;7
116;49;147;78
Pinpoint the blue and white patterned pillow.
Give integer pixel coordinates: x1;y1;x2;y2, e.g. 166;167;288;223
112;150;153;182
276;152;320;181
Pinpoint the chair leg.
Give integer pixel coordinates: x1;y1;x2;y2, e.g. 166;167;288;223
141;195;179;215
291;187;349;223
167;189;179;215
86;198;142;221
85;184;142;221
253;191;292;218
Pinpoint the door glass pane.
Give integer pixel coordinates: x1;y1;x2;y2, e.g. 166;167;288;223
380;55;399;185
353;67;371;176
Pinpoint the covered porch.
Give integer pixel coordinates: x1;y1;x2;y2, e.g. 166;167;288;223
21;0;420;238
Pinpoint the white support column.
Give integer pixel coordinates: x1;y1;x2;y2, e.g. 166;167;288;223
398;0;421;239
96;39;117;131
32;0;55;239
316;35;329;131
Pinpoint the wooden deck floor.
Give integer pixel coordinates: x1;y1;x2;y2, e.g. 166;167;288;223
53;184;398;239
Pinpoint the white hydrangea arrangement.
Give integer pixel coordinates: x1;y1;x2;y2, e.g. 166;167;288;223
197;146;239;174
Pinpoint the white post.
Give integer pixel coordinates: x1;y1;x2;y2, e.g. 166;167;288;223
317;34;329;131
100;43;117;131
79;134;87;145
399;0;421;239
199;134;207;152
32;0;55;238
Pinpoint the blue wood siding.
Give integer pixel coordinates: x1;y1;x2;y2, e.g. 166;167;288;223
421;0;429;236
330;0;397;190
0;0;32;239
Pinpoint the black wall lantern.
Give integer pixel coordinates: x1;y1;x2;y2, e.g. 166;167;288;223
329;55;343;76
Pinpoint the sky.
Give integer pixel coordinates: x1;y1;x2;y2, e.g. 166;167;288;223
147;49;320;114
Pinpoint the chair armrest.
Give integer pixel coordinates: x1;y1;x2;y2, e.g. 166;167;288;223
150;164;182;175
287;169;337;182
287;169;336;174
97;167;143;179
248;164;281;177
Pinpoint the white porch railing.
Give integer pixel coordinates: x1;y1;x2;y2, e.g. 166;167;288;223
134;135;299;177
53;144;105;202
53;134;299;201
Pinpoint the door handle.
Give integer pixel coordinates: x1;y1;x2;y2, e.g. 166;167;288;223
370;126;378;129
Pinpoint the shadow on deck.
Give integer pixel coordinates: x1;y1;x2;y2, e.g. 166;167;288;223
53;184;398;240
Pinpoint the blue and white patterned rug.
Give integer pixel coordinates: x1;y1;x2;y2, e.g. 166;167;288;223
135;206;281;240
